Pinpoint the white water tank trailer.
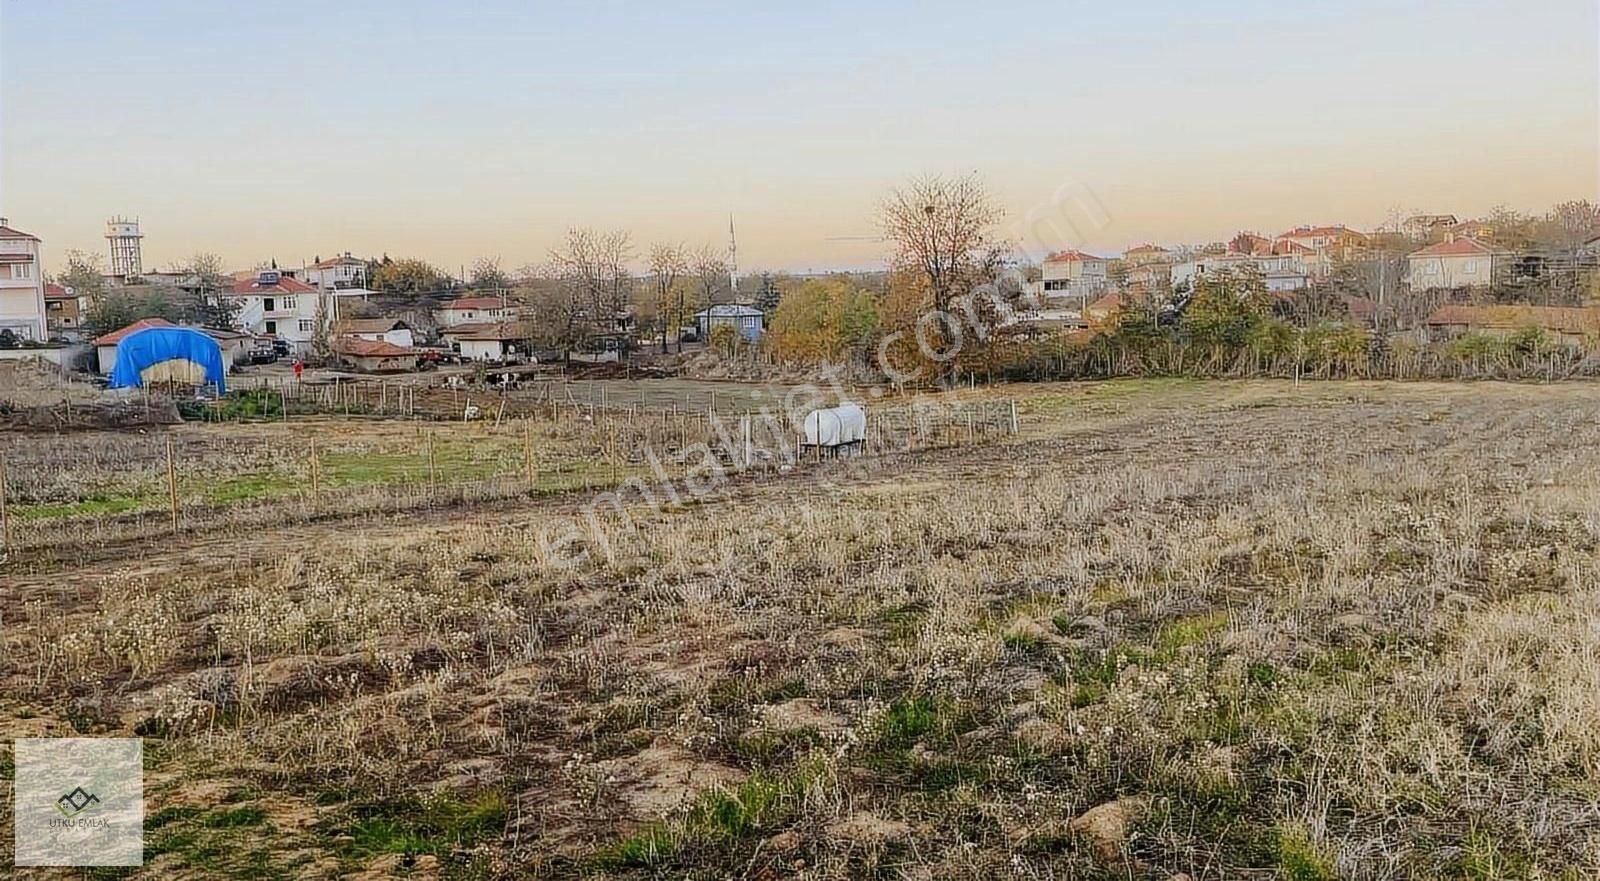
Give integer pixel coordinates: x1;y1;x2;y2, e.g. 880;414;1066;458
802;403;867;456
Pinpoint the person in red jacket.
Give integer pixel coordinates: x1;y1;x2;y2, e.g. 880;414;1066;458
292;360;304;381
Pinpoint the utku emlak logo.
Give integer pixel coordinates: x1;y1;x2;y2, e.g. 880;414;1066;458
55;787;102;818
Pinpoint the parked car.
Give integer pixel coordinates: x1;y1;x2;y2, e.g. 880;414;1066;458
270;339;291;357
248;340;279;364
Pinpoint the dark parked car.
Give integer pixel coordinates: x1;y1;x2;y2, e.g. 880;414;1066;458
248;341;279;364
270;339;291;357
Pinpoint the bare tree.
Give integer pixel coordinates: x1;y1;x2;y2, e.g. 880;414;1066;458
648;243;688;353
1540;200;1600;252
470;256;511;293
547;228;634;358
878;173;1007;315
691;244;730;308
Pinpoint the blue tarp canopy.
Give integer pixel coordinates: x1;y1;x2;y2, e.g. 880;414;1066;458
108;327;227;393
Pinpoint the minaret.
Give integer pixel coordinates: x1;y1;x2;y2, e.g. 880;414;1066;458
728;215;739;300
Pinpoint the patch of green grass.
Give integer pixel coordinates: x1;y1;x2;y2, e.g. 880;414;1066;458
1248;661;1279;687
205;472;300;503
878;696;939;749
1155;610;1229;659
1457;829;1532;881
339;791;507;860
878;601;929;644
203;806;268;828
592;769;817;870
1277;825;1337;881
17;493;150;521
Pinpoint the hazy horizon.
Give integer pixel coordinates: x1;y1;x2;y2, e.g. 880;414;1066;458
2;0;1596;275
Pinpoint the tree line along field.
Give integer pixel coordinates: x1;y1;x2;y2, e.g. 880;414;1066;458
2;379;1600;879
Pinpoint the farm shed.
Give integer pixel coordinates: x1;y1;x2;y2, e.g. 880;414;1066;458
444;321;537;362
107;326;227;393
1423;305;1600;345
94;317;175;374
333;317;415;348
332;337;418;372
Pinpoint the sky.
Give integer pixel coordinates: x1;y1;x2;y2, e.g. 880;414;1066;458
1;0;1596;275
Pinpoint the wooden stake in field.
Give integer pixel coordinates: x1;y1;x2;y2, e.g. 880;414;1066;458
165;438;179;534
523;420;536;491
428;434;438;494
0;456;10;552
1009;400;1019;435
309;437;321;499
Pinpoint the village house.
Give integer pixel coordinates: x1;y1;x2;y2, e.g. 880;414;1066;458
434;296;512;328
695;304;765;342
1040;250;1110;299
227;270;323;352
332;317;415;348
1122;244;1170;266
304;253;368;290
44;282;82;335
1423;304;1600;346
1406;238;1503;292
1403;214;1459;240
0;219;47;342
331;337;418;372
445;321;537;362
1172;251;1309;292
1086;291;1131;326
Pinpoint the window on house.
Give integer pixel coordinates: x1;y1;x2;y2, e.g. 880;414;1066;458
263;297;276;312
1464;261;1477;274
299;320;314;332
13;262;31;279
282;296;296;310
265;320;277;334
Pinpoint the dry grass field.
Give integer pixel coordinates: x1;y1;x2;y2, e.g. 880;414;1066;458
4;379;1600;879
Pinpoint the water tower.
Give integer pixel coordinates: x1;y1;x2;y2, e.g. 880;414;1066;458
106;216;144;279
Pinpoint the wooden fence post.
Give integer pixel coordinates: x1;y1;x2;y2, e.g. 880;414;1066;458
165;438;179;534
1009;400;1019;435
0;456;10;552
524;420;536;491
428;434;438;494
310;437;320;500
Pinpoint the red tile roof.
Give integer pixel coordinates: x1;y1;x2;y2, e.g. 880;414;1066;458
94;318;175;346
44;282;72;299
1278;225;1366;240
309;255;365;269
332;337;415;357
1409;238;1494;258
228;275;317;295
0;224;39;241
438;296;510;311
1043;249;1109;264
333;318;409;335
448;320;535;341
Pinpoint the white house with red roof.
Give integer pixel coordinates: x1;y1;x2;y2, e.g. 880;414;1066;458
1406;237;1502;292
0;219;47;342
434;296;512;328
304;253;368;290
1040;250;1110;299
227;269;324;351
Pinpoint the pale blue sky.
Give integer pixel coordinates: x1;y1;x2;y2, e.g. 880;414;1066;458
2;0;1595;273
